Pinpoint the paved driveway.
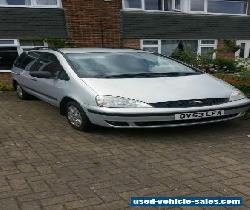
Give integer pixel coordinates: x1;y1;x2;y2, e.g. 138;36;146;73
0;91;250;210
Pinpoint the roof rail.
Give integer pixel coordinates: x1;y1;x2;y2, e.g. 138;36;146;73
29;47;60;52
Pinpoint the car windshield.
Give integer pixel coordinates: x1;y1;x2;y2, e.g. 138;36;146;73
65;52;201;78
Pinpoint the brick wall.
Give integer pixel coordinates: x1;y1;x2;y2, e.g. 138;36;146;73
62;0;122;48
0;73;12;84
217;39;235;59
122;39;141;49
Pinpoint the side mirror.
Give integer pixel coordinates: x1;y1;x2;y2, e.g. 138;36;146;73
30;71;53;79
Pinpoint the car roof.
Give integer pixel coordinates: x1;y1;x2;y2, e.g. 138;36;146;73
58;48;144;54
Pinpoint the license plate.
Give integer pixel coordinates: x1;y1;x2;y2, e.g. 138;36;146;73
175;110;225;120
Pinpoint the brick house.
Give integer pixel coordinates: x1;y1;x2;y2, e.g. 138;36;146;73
1;0;250;84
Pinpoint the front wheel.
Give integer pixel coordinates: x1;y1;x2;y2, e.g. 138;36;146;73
66;101;94;131
16;84;30;100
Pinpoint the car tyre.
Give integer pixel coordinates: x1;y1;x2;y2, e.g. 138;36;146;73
66;101;94;131
16;83;30;100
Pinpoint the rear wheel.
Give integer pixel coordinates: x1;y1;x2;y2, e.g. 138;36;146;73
16;84;30;100
66;101;94;131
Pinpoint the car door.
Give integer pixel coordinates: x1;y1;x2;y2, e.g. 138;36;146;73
13;51;41;95
29;52;69;106
12;52;27;84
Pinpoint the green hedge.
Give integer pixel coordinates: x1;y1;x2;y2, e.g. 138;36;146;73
236;86;250;97
0;83;14;91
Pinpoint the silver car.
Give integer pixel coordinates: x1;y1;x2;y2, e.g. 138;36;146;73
12;48;250;131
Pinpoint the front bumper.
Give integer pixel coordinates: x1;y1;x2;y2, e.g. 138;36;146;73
86;99;250;128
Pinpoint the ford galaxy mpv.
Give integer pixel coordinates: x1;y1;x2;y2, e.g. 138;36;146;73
12;48;250;131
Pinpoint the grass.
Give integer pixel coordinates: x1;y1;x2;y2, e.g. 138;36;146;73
0;83;14;91
238;71;250;77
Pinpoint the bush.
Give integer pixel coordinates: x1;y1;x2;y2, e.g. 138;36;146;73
235;57;250;71
0;83;14;91
45;39;75;48
236;86;250;96
212;58;238;73
171;48;243;73
221;40;240;53
171;49;199;66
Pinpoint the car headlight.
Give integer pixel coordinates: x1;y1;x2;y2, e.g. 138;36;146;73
229;89;246;102
96;95;152;108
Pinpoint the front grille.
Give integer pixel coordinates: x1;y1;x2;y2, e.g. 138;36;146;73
135;114;239;127
150;98;229;108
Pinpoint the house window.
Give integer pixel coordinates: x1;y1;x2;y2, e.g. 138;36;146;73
190;0;247;15
141;40;160;53
190;0;205;11
142;39;217;59
198;40;217;59
145;0;162;10
123;0;142;9
0;0;61;7
0;39;18;72
174;0;181;10
207;0;247;14
0;39;47;72
0;40;15;45
123;0;247;14
161;40;179;56
123;0;176;11
239;43;246;58
164;0;172;11
143;40;159;45
161;40;198;56
36;0;57;5
201;40;216;45
0;47;18;71
1;0;31;5
236;40;250;58
200;47;214;58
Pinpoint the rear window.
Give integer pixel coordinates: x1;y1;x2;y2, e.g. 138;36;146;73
14;53;26;68
14;52;40;70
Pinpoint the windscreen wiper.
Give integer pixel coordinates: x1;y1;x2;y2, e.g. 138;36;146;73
103;72;202;78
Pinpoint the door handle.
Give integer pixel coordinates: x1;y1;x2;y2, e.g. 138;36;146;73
31;78;37;81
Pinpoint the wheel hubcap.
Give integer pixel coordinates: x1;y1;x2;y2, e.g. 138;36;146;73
16;85;23;97
67;106;82;127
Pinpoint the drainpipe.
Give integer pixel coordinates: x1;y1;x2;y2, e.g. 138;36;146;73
100;20;104;48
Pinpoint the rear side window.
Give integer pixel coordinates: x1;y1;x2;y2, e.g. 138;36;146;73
14;53;26;68
14;52;40;71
